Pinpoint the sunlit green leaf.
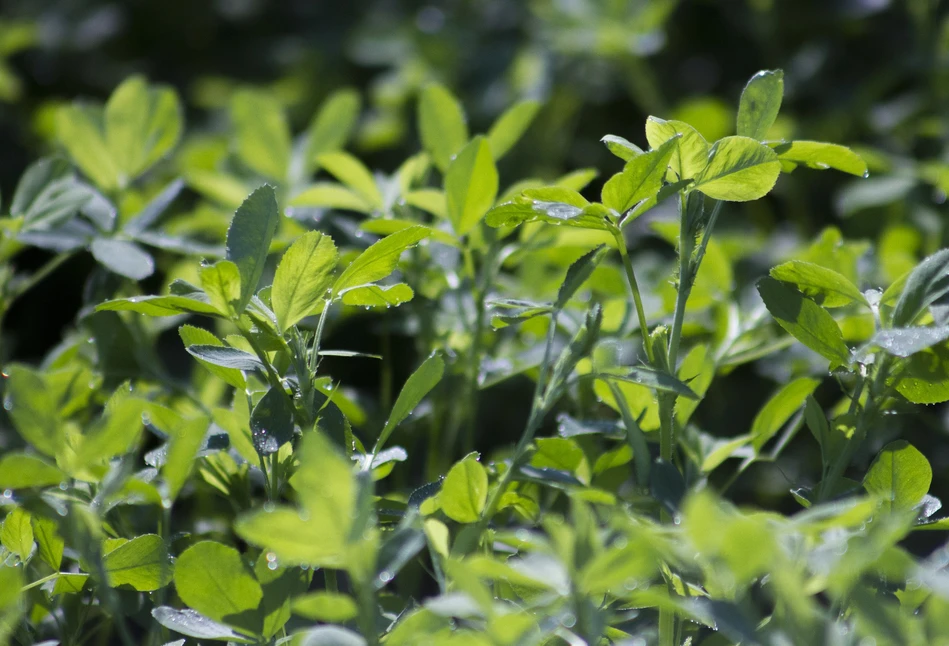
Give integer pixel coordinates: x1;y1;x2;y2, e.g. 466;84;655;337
272;230;338;331
418;84;468;172
316;151;382;209
770;260;868;308
231;90;291;181
333;226;430;293
772;141;867;177
864;441;932;513
445;137;498;236
440;455;488;524
103;533;172;591
693;136;781;201
174;541;262;630
486;100;540;159
226;185;280;312
736;70;783;140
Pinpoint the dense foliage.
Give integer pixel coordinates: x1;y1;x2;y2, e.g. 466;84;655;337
2;2;949;646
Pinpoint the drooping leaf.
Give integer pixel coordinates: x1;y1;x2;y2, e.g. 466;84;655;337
103;533;172;591
556;245;608;310
445;136;498;237
174;541;263;629
486;100;540;159
601;135;644;162
598;366;699;400
864;441;932;513
226;185;280;313
333;226;430;293
272;230;339;332
736;70;783;140
770;260;869;308
439;455;488;524
340;283;414;308
418;84;468;172
376;353;445;452
757;276;850;367
250;386;295;456
90;238;155;280
771;141;867;177
693;136;781;202
231;90;291;181
97;294;221;317
316;151;382;209
186;345;264;372
152;607;255;643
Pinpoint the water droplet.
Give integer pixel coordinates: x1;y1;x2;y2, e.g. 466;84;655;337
624;578;638;590
263;502;276;513
862;170;870;179
2;489;12;500
267;560;278;570
562;612;576;628
59;482;69;491
354;230;365;239
141;412;152;426
3;396;12;411
378;570;393;583
298;510;310;521
1;372;7;378
161;498;173;510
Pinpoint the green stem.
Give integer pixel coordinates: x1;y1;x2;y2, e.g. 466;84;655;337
356;578;379;646
19;572;62;593
324;569;338;593
613;227;653;363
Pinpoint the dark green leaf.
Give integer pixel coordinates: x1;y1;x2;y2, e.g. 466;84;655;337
97;294;221;317
757;276;850;367
892;249;949;327
597;366;699;400
225;185;280;313
250;386;295;456
556;245;608;310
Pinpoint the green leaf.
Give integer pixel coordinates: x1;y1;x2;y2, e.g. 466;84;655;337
316;151;382;209
104;76;182;183
892;344;949;404
601;135;644;162
736;70;783;140
152;607;255;643
123;177;185;235
174;541;263;629
418;84;468;172
556;245;608;310
3;364;62;458
185;345;264;372
1;507;33;559
485;191;614;231
272;230;339;332
750;377;820;452
644;117;709;179
290;626;367;646
235;508;346;569
226;185;280;313
770;260;869;308
445;136;498;237
486;100;540;159
97;294;222;317
163;416;211;501
13;157;92;231
76;397;147;466
693;136;781;202
250;386;295;456
289;183;373;213
254;555;311;639
598;366;699;400
179;326;245;388
333;226;430;294
601;136;678;213
231;90;291;181
771;141;867;177
90;238;155;280
377;353;445;452
0;453;65;489
292;592;358;622
439;455;488;524
56;104;120;192
32;515;64;570
341;283;414;308
306;88;361;166
757;276;850;367
892;249;949;327
103;533;172;591
864;440;932;513
200;260;242;317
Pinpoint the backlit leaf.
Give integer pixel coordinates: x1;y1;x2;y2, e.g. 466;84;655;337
103;533;172;591
272;230;339;331
736;70;783;140
231;90;291;181
174;541;263;628
864;441;932;513
693;136;781;202
445;137;498;236
418;84;468;172
440;455;488;523
487;100;540;159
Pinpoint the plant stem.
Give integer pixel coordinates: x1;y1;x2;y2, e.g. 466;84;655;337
613;227;653;363
19;572;61;593
356;578;379;646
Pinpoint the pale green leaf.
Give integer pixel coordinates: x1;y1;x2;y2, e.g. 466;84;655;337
316;151;382;209
439;455;488;524
103;533;172;591
333;226;430;293
770;260;869;308
418;84;468;172
174;541;263;626
445;137;498;237
272;230;339;331
199;259;242;317
772;141;867;177
644;117;709;180
693;136;781;202
231;90;291;181
864;441;932;513
486;100;540;159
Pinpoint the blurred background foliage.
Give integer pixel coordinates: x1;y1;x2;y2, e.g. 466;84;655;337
1;0;948;522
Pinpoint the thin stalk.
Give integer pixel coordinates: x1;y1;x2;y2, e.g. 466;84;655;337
19;572;61;593
356;578;379;646
455;311;560;554
324;569;338;593
613;227;654;363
